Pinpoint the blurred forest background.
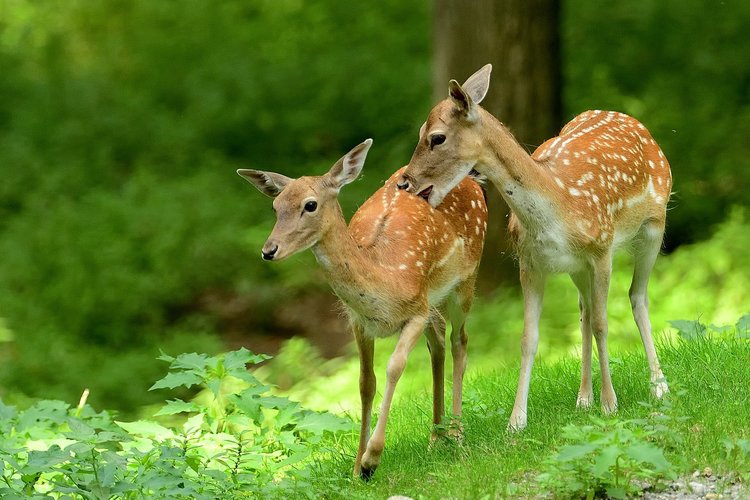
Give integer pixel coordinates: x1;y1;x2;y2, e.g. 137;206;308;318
0;0;748;415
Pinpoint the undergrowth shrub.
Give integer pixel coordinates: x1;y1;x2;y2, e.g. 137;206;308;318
0;348;352;499
536;415;678;499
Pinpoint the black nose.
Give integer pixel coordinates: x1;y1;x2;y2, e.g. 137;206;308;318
261;245;278;260
396;179;410;190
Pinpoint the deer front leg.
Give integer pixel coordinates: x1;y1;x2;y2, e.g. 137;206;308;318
591;254;618;414
360;315;427;480
508;264;545;432
352;323;376;478
425;313;446;442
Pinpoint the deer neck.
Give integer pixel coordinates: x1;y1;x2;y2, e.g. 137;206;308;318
311;204;375;291
476;109;563;232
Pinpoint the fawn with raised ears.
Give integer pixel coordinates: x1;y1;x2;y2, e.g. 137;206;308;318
399;64;672;431
237;139;487;478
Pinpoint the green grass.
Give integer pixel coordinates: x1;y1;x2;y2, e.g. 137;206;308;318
307;335;750;498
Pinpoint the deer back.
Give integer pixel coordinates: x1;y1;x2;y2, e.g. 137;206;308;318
529;110;672;249
349;167;486;302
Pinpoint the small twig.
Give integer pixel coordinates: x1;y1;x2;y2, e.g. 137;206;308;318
76;388;90;417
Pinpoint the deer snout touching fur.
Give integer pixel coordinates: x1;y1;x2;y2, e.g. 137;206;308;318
238;139;486;479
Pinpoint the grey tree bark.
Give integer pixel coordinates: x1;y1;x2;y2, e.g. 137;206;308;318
433;0;562;291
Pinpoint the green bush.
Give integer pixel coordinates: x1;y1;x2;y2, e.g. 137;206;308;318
0;348;352;498
0;0;429;411
536;416;677;498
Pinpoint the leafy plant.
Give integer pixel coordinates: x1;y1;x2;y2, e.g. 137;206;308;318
0;348;353;498
670;313;750;340
536;415;677;499
722;437;750;483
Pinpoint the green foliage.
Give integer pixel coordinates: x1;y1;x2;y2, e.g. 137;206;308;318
1;325;749;498
536;416;677;498
670;313;750;341
0;0;428;411
0;348;352;498
722;438;750;481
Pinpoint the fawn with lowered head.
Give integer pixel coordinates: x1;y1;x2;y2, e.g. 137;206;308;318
399;64;671;431
237;139;487;478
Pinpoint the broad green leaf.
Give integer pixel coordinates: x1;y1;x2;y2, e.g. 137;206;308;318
274;401;303;429
183;413;205;434
736;313;750;337
154;399;201;416
207;378;222;397
669;319;707;340
295;411;353;435
157;351;176;363
625;443;673;473
591;445;621;477
0;399;16;421
232;393;263;422
66;417;96;437
115;420;175;440
23;446;71;474
556;443;596;462
17;400;70;430
170;352;210;371
605;485;628;499
708;323;733;334
149;371;203;391
223;347;269;373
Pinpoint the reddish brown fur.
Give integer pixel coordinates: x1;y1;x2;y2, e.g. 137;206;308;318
346;167;486;310
401;65;672;432
239;148;486;478
509;110;673;250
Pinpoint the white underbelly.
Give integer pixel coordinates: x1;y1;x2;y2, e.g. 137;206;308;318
523;229;585;274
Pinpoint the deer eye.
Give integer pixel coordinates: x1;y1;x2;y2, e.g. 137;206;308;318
430;134;446;149
304;200;318;213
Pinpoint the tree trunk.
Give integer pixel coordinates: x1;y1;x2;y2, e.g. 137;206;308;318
433;0;562;292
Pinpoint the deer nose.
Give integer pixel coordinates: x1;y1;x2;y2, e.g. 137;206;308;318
396;178;410;190
261;244;278;260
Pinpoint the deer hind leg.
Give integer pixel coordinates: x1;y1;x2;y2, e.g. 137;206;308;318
360;314;427;480
352;322;375;478
630;219;668;398
590;253;618;414
571;272;594;408
508;264;546;432
425;311;446;442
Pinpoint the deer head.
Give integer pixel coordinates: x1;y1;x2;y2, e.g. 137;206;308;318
399;64;493;207
238;139;373;261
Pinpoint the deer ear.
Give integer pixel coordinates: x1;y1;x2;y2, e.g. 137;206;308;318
328;138;373;189
448;80;478;121
237;169;292;198
462;64;492;104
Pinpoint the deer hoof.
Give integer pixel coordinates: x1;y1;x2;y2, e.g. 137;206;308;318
360;465;376;481
576;393;594;409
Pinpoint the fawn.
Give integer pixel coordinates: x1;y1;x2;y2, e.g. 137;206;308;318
399;64;671;430
238;139;486;477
